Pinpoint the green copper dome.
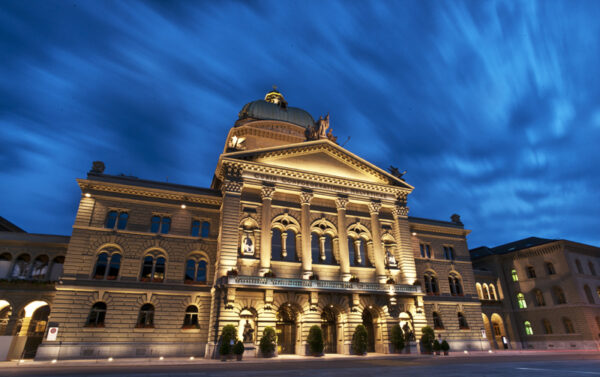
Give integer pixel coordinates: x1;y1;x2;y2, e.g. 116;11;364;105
237;89;315;128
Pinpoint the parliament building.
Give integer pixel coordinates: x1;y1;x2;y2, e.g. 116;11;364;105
0;89;536;360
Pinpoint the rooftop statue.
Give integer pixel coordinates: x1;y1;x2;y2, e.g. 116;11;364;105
306;113;337;143
388;166;406;180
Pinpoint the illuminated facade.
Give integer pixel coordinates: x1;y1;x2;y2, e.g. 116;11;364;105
1;90;487;360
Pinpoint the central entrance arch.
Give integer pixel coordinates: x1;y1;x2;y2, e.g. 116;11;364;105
276;305;296;354
321;307;337;353
362;309;376;353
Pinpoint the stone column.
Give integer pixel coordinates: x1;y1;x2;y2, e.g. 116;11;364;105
335;197;351;281
259;185;275;275
299;191;313;279
368;201;387;282
216;179;242;279
392;196;417;284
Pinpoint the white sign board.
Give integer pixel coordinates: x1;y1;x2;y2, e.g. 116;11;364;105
47;327;59;341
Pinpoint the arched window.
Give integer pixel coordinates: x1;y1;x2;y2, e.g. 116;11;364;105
184;258;207;284
534;289;545;306
545;262;556;275
476;283;483;299
575;259;583;274
347;223;372;267
93;252;121;280
30;255;49;280
271;228;283;259
589;261;596;276
49;256;65;281
424;273;439;295
140;254;166;282
517;293;527;309
563;317;575;334
11;254;30;279
182;305;199;328
201;221;210;237
553;286;566;304
526;266;536;279
457;313;469;329
432;312;444;329
524;321;533;335
86;302;107;327
542;319;552;334
311;233;337;265
489;284;497;301
584;285;594;304
511;269;518;282
136;304;154;328
448;273;462;296
482;284;490;300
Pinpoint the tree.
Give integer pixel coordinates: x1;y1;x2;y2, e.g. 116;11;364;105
352;325;368;355
390;324;405;352
420;326;435;354
259;326;276;357
307;325;324;356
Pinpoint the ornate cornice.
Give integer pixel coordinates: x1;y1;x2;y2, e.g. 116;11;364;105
78;179;221;206
223;180;242;194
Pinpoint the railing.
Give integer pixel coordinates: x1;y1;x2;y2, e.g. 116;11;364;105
222;275;421;294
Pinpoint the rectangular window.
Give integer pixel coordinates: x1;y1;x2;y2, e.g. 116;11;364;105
419;244;431;258
150;215;171;234
546;262;556;275
443;246;455;260
106;210;128;229
160;217;171;234
191;220;200;237
526;266;536;279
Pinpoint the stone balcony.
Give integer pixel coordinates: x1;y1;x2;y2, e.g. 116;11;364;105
220;275;422;295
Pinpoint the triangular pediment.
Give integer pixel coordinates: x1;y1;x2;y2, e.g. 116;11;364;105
222;140;412;188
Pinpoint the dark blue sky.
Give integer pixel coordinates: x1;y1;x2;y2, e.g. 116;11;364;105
1;1;599;248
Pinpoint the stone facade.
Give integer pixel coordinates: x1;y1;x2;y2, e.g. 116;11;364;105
471;238;600;350
2;90;487;360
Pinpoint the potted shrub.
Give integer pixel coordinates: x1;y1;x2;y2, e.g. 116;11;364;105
307;325;324;356
386;278;395;284
309;274;319;280
433;339;441;355
219;324;237;361
263;269;276;278
226;269;238;277
390;324;405;353
352;325;368;355
349;275;360;283
441;340;450;356
259;326;276;357
419;326;435;354
233;340;245;361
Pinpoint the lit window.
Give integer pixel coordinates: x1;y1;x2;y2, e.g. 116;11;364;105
182;305;199;328
524;321;533;335
140;255;166;283
86;302;107;327
511;269;518;282
191;220;200;237
542;319;552;334
476;283;483;299
517;293;527;309
482;284;490;300
136;304;155;328
489;284;497;300
563;317;575;334
545;262;556;275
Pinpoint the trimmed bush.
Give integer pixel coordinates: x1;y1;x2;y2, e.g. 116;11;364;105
441;340;450;354
259;326;276;357
352;324;368;355
307;325;324;356
219;324;238;357
390;324;405;352
419;326;435;353
233;340;245;355
433;339;441;354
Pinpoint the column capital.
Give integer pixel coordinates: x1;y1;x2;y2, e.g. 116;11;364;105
335;196;349;210
299;191;314;205
261;185;275;200
368;201;382;215
392;205;409;218
222;180;242;194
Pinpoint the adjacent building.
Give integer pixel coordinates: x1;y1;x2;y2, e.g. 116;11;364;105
471;237;600;350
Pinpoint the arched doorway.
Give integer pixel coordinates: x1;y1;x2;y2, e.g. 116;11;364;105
0;300;11;335
276;305;296;354
491;313;508;349
321;307;337;353
481;313;495;349
362;309;376;353
23;305;50;358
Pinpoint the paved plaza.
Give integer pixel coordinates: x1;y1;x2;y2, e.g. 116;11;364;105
1;351;599;377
